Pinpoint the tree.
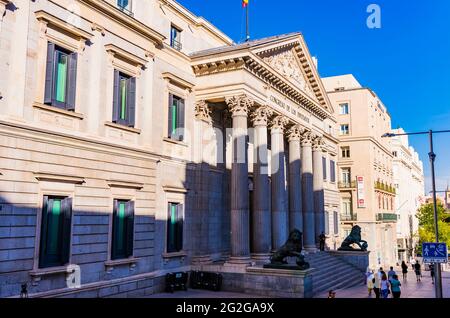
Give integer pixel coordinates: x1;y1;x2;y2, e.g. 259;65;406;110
415;202;450;255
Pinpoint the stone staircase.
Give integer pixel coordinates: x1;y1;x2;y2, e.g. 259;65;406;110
304;252;366;296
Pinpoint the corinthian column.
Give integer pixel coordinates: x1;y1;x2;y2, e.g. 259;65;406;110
288;125;303;232
225;94;253;263
313;136;326;247
301;131;316;251
270;115;289;250
250;106;273;259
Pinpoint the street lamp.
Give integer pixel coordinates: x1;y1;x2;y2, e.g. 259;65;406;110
382;129;450;298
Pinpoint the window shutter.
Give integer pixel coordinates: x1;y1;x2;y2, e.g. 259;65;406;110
125;201;134;257
60;197;73;265
167;203;174;252
112;70;120;123
66;52;78;111
112;199;119;260
176;203;183;252
322;157;327;180
44;43;56;104
127;77;136;127
39;196;50;268
178;99;185;141
168;94;174;138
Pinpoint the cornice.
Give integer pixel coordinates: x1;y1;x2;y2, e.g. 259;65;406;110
78;0;165;45
105;44;148;67
35;10;93;41
162;72;195;90
34;172;85;185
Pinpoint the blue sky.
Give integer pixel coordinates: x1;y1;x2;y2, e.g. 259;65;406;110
179;0;450;194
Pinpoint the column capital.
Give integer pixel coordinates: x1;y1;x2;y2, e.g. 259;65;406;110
225;94;254;117
300;131;313;146
250;106;273;126
269;115;289;132
195;100;212;122
287;125;305;142
312;136;326;152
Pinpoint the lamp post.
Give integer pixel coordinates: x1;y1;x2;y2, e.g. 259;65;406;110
382;129;450;298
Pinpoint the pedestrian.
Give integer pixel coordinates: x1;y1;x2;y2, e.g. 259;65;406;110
380;273;391;298
367;270;375;297
414;260;421;282
387;266;396;282
373;271;381;299
401;261;408;281
319;232;326;251
390;274;402;298
429;264;435;284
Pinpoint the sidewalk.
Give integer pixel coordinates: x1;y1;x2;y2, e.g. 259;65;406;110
316;267;450;298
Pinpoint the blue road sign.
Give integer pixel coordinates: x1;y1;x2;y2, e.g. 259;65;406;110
422;243;448;263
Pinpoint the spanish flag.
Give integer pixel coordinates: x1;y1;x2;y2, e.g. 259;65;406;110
242;0;249;8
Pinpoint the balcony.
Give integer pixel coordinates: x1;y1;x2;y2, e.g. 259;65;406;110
376;213;398;222
117;5;134;17
171;39;182;51
374;181;396;194
338;181;356;189
341;214;357;222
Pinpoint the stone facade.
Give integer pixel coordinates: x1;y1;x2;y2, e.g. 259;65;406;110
390;128;425;263
322;74;398;269
0;0;338;297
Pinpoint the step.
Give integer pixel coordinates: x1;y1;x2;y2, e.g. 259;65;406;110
313;267;364;285
313;270;364;293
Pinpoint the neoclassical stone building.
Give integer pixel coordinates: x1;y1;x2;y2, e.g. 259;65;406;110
0;0;339;297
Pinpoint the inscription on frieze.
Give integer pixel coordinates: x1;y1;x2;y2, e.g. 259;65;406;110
269;95;310;124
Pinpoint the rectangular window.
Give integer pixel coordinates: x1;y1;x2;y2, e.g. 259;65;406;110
341;199;352;218
340;124;349;135
39;196;72;268
333;211;339;235
167;202;183;253
324;211;330;235
330;160;336;182
341;146;350;158
170;26;182;51
113;70;136;127
112;199;134;260
341;168;351;185
44;43;77;111
322;157;327;181
339;103;349;115
168;94;185;141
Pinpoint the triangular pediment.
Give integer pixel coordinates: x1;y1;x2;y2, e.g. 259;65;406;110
258;48;318;102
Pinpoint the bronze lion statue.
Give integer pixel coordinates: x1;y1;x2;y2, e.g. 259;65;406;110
338;225;368;251
269;229;310;270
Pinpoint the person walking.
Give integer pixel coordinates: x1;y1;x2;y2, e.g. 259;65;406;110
319;232;326;251
414;261;421;282
367;270;375;297
387;266;396;282
401;261;408;281
380;273;391;298
373;271;381;299
429;264;435;284
390;274;402;298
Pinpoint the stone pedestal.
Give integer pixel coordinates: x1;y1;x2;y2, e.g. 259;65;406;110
328;250;370;272
245;267;314;298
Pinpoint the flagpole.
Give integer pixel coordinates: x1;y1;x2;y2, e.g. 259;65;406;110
246;3;250;41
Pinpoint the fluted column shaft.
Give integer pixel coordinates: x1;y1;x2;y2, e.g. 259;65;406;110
226;95;252;263
250;107;273;258
313;138;325;246
270;116;289;250
288;126;303;232
301;132;316;250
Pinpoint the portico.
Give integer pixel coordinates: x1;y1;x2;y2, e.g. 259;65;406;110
190;33;337;261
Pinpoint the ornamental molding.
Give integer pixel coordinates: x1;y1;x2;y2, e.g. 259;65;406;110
263;49;317;102
195;100;212;122
312;136;326;152
225;94;254;117
269;115;289;132
250;106;273;126
287;125;304;142
300;130;314;146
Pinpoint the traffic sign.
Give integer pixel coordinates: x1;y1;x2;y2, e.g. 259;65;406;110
422;243;448;263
